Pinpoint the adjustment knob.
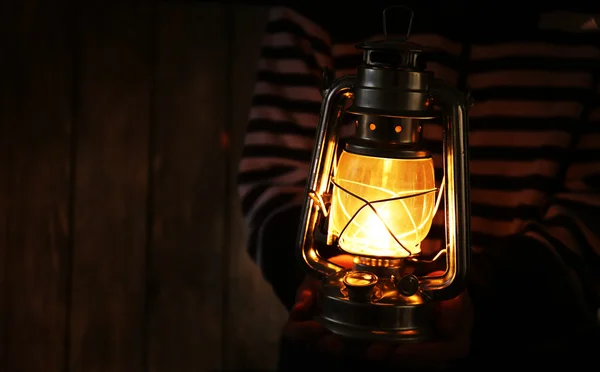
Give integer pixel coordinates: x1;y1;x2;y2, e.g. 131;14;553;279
397;274;420;297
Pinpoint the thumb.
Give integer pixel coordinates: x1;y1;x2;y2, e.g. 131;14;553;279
290;282;319;321
436;292;471;337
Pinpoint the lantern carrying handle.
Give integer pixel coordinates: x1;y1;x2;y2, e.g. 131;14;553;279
418;78;472;300
297;75;356;277
382;5;414;39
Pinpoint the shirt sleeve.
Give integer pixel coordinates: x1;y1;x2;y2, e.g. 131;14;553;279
237;6;332;310
469;73;600;350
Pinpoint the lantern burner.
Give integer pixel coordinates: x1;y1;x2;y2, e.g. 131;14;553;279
317;254;435;342
353;256;404;279
319;265;433;342
355;256;402;267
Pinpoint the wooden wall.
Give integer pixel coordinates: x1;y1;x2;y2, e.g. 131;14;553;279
0;1;288;371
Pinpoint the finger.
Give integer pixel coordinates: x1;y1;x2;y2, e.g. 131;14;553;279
426;270;446;277
316;333;344;355
282;320;326;342
290;289;317;321
436;297;464;336
294;288;315;307
426;270;466;335
436;293;473;337
295;281;318;302
329;254;355;269
297;277;321;295
366;342;392;360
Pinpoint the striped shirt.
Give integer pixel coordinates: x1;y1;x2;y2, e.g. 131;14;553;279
238;2;600;345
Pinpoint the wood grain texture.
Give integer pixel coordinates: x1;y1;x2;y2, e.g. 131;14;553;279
146;3;228;371
69;3;151;371
0;0;20;369
225;5;288;370
0;0;16;367
0;3;288;371
1;1;73;371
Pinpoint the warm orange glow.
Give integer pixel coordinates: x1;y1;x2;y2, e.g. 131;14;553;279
328;151;436;258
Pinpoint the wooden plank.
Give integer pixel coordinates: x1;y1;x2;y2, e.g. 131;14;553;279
146;3;229;371
0;0;16;367
0;0;19;369
69;3;151;371
225;5;288;370
0;0;73;371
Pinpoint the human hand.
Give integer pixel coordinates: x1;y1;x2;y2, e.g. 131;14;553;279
281;254;354;356
366;279;473;369
282;265;473;368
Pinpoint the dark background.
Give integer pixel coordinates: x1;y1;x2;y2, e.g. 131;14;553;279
0;1;287;371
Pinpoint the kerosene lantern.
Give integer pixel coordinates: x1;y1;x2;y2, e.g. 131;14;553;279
296;7;472;342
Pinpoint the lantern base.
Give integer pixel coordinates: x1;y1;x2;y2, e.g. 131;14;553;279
317;269;434;342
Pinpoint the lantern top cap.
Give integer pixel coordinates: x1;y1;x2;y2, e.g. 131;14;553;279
355;39;428;54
